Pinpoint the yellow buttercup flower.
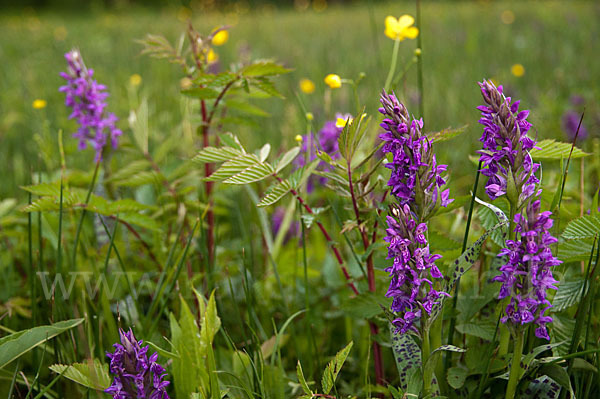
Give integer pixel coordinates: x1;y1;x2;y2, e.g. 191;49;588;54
385;15;419;41
324;74;342;89
335;117;348;128
212;29;229;46
299;78;315;94
295;134;303;143
207;48;219;64
511;63;525;77
32;99;47;109
129;74;142;87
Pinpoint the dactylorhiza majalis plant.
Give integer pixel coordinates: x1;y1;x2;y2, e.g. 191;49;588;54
105;329;170;399
60;49;122;161
378;90;453;334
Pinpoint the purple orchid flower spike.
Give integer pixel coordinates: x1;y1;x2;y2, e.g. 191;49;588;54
60;49;122;161
105;328;170;399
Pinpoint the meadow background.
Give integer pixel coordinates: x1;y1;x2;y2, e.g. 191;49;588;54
2;0;599;200
1;0;600;397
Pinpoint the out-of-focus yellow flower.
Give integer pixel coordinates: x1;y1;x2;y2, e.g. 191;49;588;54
207;48;219;64
312;0;327;12
335;117;348;128
299;78;315;94
53;26;67;41
324;74;342;89
177;6;192;22
32;99;47;109
212;29;229;46
129;74;142;87
295;134;303;143
385;15;419;41
180;77;193;90
501;10;515;25
305;112;314;121
511;64;525;77
490;77;500;87
414;48;422;56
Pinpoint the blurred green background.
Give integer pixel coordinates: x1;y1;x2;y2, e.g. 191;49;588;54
1;0;598;199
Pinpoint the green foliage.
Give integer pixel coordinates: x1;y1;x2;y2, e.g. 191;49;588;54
49;359;111;391
530;139;588;160
0;319;84;369
321;341;353;395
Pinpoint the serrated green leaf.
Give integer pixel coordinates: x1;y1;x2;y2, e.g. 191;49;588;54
193;146;244;163
223;162;274;184
552;278;586;312
113;171;163;187
258;143;271;162
530;139;588;160
49;359;111;391
21;181;61;197
321;341;353;394
0;319;84;368
257;180;292;207
428;125;467;143
242;62;291;77
250;77;284;98
456;320;497;341
181;87;219;99
296;361;312;395
205;154;260;182
562;215;600;239
275;147;300;173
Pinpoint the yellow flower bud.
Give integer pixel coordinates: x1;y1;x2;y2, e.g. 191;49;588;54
305;112;314;121
295;134;303;143
324;74;342;89
32;99;47;109
414;48;422;56
207;48;218;64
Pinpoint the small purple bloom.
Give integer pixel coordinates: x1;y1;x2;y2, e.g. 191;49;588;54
105;329;170;399
60;49;122;160
293;116;345;192
562;110;588;142
477;80;539;204
493;199;561;339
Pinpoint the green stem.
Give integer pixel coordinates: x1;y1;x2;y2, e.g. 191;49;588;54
430;315;447;394
505;331;524;399
384;38;401;92
499;204;518;355
422;324;432;395
415;0;424;119
72;160;100;268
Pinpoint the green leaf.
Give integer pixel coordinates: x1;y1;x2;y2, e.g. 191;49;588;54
222;162;275;184
105;160;152;183
538;364;573;397
257;180;292;207
446;367;467;389
558;237;594;263
181;87;219;99
391;329;421;391
296;361;312;395
205;154;261;182
49;359;110;391
251;77;284;98
456;320;496;341
341;292;390;319
321;341;353;394
530;139;588;160
21;182;61;197
428;125;467;143
552;278;586;312
225;100;270;117
275;147;301;173
562;215;600;239
193;146;244;163
242;62;292;77
522;375;561;399
0;318;84;368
